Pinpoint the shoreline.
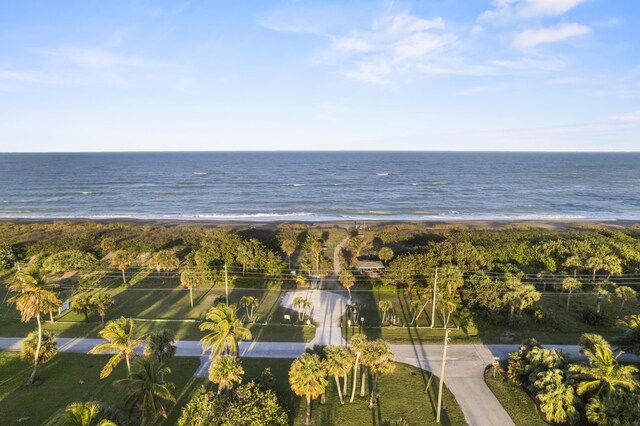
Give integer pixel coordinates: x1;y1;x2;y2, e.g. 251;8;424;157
1;216;639;231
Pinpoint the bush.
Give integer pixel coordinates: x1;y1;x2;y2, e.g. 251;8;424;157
580;308;604;326
178;382;288;426
507;339;568;388
42;250;98;273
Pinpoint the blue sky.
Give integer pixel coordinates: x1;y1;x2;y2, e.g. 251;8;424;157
0;0;639;152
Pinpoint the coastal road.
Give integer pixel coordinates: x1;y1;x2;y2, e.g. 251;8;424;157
4;337;636;426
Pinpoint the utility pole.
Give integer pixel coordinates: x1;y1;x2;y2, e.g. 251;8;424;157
436;327;450;423
430;266;438;328
224;264;229;305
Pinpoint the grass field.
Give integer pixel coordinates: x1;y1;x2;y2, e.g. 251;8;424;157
2;270;637;346
343;285;639;345
0;352;202;426
0;353;465;426
483;366;547;426
0;283;317;342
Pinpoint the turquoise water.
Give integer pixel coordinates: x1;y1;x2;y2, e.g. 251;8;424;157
0;152;639;221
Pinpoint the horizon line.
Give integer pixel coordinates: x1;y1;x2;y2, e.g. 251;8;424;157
1;149;640;154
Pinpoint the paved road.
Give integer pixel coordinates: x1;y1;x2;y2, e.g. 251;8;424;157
4;337;636;426
279;290;347;346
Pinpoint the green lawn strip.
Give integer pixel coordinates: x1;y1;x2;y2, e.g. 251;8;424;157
0;352;200;426
0;353;465;426
483;367;547;426
0;285;316;342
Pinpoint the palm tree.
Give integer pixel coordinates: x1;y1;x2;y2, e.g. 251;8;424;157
236;243;254;275
112;250;135;284
349;333;368;402
144;329;176;363
612;314;640;355
289;353;328;426
41;293;61;323
72;294;95;322
586;255;605;283
615;286;636;308
149;250;180;273
89;317;144;378
338;270;355;302
361;339;396;408
324;345;354;404
240;295;259;322
208;355;244;394
602;254;622;278
570;334;639;397
114;356;175;425
281;239;296;269
378;300;392;324
563;255;582;278
293;297;312;322
8;268;60;384
200;303;252;359
536;270;554;293
595;286;611;314
180;267;202;308
295;274;307;288
21;330;58;371
311;240;323;274
57;401;118;426
378;247;394;265
534;369;580;425
93;293;114;325
561;277;582;312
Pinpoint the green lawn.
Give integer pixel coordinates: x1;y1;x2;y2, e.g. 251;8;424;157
345;286;638;345
0;283;316;342
473;292;640;344
0;352;201;426
483;366;547;426
0;353;465;426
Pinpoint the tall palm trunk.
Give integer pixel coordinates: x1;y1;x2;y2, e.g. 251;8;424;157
305;395;311;426
121;268;126;284
288;254;291;270
368;374;378;408
566;291;572;312
509;305;515;324
125;352;131;375
49;309;54;323
334;374;344;404
360;366;366;397
350;354;360;403
189;287;194;308
27;314;42;385
342;373;347;396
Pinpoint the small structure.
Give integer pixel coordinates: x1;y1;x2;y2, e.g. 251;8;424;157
356;259;385;273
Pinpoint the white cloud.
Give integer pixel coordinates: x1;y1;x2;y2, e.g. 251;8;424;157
312;13;459;83
48;47;158;70
511;23;590;49
612;111;640;123
480;0;587;23
0;69;39;82
518;0;587;18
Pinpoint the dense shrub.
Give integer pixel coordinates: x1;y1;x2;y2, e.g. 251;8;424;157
580;308;604;326
178;382;288;426
42;250;98;273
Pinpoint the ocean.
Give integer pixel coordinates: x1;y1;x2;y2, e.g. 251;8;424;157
0;152;639;221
